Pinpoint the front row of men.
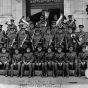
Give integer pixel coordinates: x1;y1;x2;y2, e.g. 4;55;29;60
0;44;88;78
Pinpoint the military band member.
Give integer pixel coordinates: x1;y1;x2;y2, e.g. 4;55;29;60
0;47;11;77
18;26;30;53
32;29;43;51
55;28;65;51
54;46;66;77
45;47;55;77
78;45;88;77
18;22;24;31
53;14;58;23
36;15;45;27
26;16;32;24
39;21;47;36
43;27;54;50
0;25;6;50
66;15;76;32
34;45;45;77
7;27;18;53
27;22;35;38
51;21;58;36
76;25;86;54
66;45;78;77
7;19;17;34
11;49;22;77
65;27;77;51
21;47;34;78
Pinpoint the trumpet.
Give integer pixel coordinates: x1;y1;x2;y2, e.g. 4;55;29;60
71;34;76;38
20;37;27;47
11;39;15;47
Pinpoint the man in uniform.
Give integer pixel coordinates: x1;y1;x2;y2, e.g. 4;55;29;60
55;28;65;51
27;22;35;38
45;46;55;77
21;47;34;78
7;19;17;34
0;25;6;50
32;29;43;51
66;15;76;32
65;27;78;51
78;45;88;77
43;27;54;51
39;21;47;36
66;45;78;77
36;15;45;27
76;25;86;55
11;49;22;77
18;26;30;54
54;46;65;77
0;47;11;77
34;45;45;77
7;27;18;54
51;21;58;36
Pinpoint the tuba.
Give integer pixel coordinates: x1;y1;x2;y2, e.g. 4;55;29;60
56;13;63;27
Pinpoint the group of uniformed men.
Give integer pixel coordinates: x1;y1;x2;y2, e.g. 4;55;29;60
0;14;88;78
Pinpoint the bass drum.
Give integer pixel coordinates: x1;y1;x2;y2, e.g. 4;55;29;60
85;69;88;78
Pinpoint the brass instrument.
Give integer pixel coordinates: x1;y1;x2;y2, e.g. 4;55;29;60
20;37;27;47
68;19;76;27
71;34;76;38
11;39;15;47
60;38;64;45
56;13;63;26
49;39;52;46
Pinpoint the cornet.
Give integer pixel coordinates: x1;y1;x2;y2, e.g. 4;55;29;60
11;39;15;47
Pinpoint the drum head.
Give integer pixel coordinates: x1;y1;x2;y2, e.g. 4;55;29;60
85;69;88;78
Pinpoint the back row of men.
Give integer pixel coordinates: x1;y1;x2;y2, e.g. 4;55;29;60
0;15;87;54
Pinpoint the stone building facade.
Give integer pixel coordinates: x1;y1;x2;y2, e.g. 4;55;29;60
0;0;88;32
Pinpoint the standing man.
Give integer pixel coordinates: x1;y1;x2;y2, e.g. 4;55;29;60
55;28;65;51
0;25;6;50
66;15;76;32
76;25;86;55
7;19;17;34
18;26;30;54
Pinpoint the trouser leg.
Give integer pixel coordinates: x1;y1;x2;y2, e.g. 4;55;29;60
28;63;32;77
45;62;48;77
21;64;25;77
5;63;9;76
11;64;14;77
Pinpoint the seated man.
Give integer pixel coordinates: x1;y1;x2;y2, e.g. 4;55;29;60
45;46;54;77
54;46;65;77
21;47;34;78
11;49;22;77
0;47;11;77
66;45;78;77
34;45;45;77
78;45;88;77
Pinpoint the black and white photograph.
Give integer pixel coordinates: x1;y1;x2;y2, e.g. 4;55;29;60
0;0;88;88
